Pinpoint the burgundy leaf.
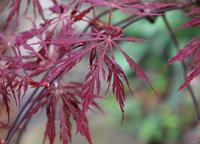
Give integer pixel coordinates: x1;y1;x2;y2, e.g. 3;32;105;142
181;17;200;29
120;48;149;81
60;106;71;144
178;66;200;90
168;36;200;64
43;99;56;144
5;0;21;29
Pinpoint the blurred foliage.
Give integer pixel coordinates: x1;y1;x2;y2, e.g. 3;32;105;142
99;10;200;144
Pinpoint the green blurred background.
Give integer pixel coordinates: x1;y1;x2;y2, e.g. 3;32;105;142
20;9;200;144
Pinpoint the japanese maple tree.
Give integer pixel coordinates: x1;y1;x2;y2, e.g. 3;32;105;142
0;0;200;144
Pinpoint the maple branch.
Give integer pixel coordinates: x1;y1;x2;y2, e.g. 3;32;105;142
5;43;83;143
120;16;144;29
16;122;25;144
5;87;40;143
4;1;200;143
115;1;197;29
83;1;196;33
5;87;46;144
162;15;200;121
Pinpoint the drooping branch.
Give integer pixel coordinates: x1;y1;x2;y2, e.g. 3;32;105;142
162;15;200;121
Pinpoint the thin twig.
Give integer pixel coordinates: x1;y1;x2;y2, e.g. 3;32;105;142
121;16;144;29
5;87;41;143
15;120;29;144
4;1;199;143
162;15;200;121
116;1;196;29
5;87;45;144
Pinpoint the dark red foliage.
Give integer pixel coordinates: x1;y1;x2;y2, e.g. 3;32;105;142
180;7;200;29
169;8;200;90
0;0;193;144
